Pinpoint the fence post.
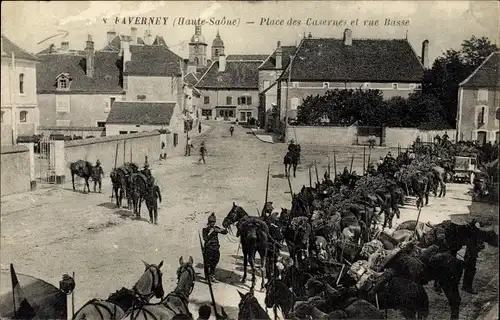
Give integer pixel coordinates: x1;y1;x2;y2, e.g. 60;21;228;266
18;142;37;190
53;138;66;184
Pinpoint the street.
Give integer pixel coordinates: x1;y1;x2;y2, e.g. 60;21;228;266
1;121;498;320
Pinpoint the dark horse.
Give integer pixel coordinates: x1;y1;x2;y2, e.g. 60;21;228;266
284;150;300;178
223;202;271;291
130;172;151;218
110;163;139;208
237;288;271;320
119;256;196;320
69;160;94;193
73;261;165;320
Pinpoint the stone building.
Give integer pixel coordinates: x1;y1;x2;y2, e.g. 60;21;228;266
457;51;500;143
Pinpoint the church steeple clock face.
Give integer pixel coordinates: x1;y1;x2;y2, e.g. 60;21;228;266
194;36;199;43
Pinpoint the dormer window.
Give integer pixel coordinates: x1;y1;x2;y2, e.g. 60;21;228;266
392;83;398;90
323;82;329;89
55;73;72;91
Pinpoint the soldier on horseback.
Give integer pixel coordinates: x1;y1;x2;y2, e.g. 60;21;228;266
142;161;153;182
92;159;104;193
288;139;301;164
202;213;228;282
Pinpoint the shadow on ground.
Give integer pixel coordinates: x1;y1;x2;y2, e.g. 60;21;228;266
97;202;117;210
189;297;240;320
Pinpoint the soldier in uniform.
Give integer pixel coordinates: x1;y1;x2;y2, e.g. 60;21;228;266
198;141;207;164
462;222;485;294
288;139;296;152
202;213;228;282
92;159;104;193
142;161;152;181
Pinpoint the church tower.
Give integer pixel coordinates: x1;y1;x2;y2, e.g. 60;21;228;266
211;30;225;61
188;25;207;68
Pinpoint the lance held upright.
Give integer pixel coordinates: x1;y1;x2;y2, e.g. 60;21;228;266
202;213;228;283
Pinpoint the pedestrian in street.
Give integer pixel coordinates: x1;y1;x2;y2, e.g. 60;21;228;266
229;125;234;136
92;159;104;193
202;213;228;283
186;138;193;156
198;122;202;134
160;141;166;160
198;141;207;164
197;305;211;320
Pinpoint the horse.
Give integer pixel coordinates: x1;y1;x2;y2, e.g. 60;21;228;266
73;261;165;320
222;202;271;291
237;289;271;320
69;160;94;193
284;150;299;178
110;163;139;208
265;278;297;319
129;172;151;218
119;256;196;320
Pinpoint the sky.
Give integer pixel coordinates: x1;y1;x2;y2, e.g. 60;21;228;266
1;1;499;62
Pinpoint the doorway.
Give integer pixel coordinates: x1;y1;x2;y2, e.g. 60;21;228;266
477;131;487;145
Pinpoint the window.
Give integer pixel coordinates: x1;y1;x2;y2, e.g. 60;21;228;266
204;96;210;104
56;95;70;112
58;79;67;89
215;49;219;56
229;110;234;118
323;82;329;89
477;106;486;125
240;112;246;121
119;131;128;135
130;131;138;134
226;96;232;105
19;74;24;94
291;97;299;110
1;111;5;123
173;133;178;147
477;89;488;102
201;109;212;116
56;119;70;127
238;96;252;105
97;121;106;128
292;82;299;88
194;57;199;65
263;80;271;89
19;111;28;122
392;83;398;89
110;97;116;106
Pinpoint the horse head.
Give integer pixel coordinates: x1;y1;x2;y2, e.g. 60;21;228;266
222;202;247;229
237;289;268;320
176;256;195;297
134;260;164;301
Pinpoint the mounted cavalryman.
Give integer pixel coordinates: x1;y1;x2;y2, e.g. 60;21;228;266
202;213;228;283
92;159;104;193
142;160;153;182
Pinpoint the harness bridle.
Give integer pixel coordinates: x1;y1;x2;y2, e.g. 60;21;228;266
133;265;162;303
162;263;195;318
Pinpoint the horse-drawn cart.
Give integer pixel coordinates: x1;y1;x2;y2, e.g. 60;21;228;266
453;155;477;184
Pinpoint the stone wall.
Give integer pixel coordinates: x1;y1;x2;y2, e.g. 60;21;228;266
64;132;163;178
1;145;31;196
384;128;457;148
287;126;357;145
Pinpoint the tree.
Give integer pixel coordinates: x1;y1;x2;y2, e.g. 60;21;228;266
424;36;499;127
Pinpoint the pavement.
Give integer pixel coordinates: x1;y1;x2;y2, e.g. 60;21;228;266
1;120;498;320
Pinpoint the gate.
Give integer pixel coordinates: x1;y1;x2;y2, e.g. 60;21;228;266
36;136;56;184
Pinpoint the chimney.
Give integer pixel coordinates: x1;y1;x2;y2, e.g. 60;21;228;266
131;27;137;45
421;39;429;69
275;41;282;69
218;54;226;72
343;28;352;46
120;36;132;70
60;41;69;52
49;43;56;54
85;35;95;77
144;30;152;45
107;30;116;44
308;32;312;39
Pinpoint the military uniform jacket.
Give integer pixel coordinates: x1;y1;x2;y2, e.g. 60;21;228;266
92;166;104;180
202;226;227;250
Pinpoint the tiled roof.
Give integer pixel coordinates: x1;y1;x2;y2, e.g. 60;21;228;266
460;52;500;88
226;54;268;61
195;61;261;89
1;34;39;62
36;51;123;94
280;38;424;82
184;72;199;86
124;45;183;76
37;47;85;55
259;45;297;70
102;35;145;52
152;36;167;47
106;101;176;125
